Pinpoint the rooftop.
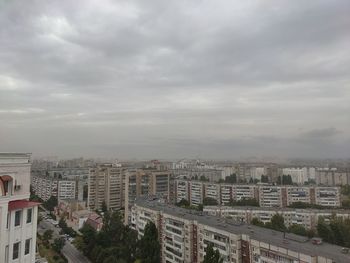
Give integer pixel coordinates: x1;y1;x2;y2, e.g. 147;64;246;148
135;198;350;263
204;205;350;214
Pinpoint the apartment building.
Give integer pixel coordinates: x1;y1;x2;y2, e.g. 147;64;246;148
124;169;171;224
315;187;341;207
0;153;39;263
175;180;189;203
316;168;350;186
233;185;258;201
203;206;350;230
88;164;125;211
190;181;204;206
175;180;341;208
132;199;350;263
203;182;220;201
286;187;312;206
31;174;79;201
259;186;285;207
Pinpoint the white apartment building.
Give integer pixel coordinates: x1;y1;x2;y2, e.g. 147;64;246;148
190;181;203;206
203;183;220;201
204;206;350;230
286;187;311;206
176;180;189;203
31;175;77;201
233;185;257;201
175;180;341;208
0;153;39;263
132;199;350;263
258;186;284;207
220;184;232;205
315;187;341;207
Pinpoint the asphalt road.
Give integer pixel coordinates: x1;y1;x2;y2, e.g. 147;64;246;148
39;218;91;263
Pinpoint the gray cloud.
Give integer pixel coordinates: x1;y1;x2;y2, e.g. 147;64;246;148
0;0;349;159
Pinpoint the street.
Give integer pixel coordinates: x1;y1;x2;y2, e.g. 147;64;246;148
38;218;91;263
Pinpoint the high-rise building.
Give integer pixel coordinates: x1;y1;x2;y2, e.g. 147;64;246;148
0;153;39;263
88;164;125;211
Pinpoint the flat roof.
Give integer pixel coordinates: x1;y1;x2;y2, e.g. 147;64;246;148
135;199;350;263
204;205;350;214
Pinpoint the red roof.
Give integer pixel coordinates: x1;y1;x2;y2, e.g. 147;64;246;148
8;200;41;211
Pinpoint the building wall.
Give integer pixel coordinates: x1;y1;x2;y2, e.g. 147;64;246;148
0;153;39;263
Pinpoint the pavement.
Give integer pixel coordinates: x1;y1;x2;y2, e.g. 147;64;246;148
38;217;91;263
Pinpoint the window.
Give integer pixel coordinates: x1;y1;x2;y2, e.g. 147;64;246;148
25;239;31;255
6;212;10;229
26;208;32;224
14;210;21;226
13;242;20;260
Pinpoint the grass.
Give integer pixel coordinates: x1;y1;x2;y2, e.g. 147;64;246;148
37;235;67;263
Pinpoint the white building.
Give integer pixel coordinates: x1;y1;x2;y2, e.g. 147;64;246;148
0;153;39;263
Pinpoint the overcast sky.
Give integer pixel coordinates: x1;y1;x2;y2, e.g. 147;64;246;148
0;0;349;159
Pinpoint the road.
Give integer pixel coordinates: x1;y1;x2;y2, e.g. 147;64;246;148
38;217;91;263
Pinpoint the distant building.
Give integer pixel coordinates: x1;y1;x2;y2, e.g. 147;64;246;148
203;206;350;230
0;153;40;263
88;164;125;211
31;175;78;201
175;180;341;208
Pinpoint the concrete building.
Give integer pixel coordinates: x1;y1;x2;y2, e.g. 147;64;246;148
31;175;80;202
315;187;341;207
132;199;350;263
203;206;350;230
316;168;350;186
175;180;341;208
88;164;125;211
0;153;39;263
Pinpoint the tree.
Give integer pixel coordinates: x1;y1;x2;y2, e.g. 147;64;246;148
44;196;58;211
288;224;307;236
137;222;160;263
203;243;223;263
42;229;53;247
176;199;190;207
251;217;264;227
203;197;218;206
270;214;286;231
52;237;66;253
261;175;269;183
101;200;108;214
225;174;237;183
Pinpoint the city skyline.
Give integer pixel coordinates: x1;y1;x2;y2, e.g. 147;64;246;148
1;0;350;159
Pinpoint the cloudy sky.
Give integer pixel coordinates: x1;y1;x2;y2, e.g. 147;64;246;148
0;0;349;159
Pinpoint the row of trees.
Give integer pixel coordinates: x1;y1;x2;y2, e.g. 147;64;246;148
76;210;160;263
317;217;350;247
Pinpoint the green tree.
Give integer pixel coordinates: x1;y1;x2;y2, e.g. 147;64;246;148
176;199;190;207
225;174;237;183
203;243;223;263
270;214;286;231
44;196;58;211
137;222;160;263
288;224;307;236
203;197;218;206
261;175;269;183
251;217;264;227
52;237;66;253
43;229;53;242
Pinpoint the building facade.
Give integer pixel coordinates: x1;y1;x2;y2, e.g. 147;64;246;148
175;180;341;208
88;164;126;211
0;153;39;263
132;199;350;263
